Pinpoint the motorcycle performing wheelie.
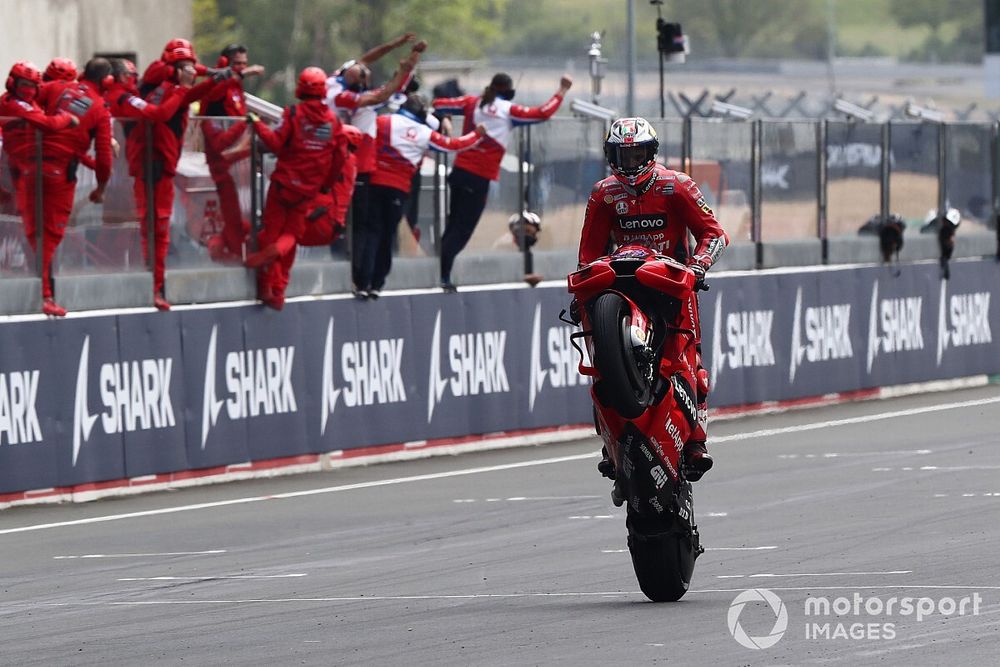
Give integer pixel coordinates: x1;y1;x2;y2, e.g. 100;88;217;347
567;117;729;601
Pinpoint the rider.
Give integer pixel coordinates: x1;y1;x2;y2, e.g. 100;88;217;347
578;117;729;481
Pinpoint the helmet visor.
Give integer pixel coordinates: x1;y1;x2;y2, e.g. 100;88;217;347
607;142;656;175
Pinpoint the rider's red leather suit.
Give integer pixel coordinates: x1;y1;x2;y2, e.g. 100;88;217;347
579;163;729;443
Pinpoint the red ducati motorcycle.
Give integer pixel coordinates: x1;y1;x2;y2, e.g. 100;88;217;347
566;245;707;601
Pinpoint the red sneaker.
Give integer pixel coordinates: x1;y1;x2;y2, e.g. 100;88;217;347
42;298;67;317
153;294;172;311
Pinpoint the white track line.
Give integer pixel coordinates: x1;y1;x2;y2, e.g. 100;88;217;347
117;574;306;581
3;395;996;537
0;453;599;536
713;396;1000;444
20;584;1000;607
54;550;227;560
719;570;912;579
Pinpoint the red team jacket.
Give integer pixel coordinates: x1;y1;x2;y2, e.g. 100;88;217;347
369;112;480;194
579;164;730;269
253;100;347;199
432;93;565;181
42;79;113;184
0;94;75;170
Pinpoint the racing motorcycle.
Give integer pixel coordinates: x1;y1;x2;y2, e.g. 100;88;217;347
565;245;707;602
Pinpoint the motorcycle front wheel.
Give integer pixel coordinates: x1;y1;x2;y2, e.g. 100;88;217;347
591;292;651;419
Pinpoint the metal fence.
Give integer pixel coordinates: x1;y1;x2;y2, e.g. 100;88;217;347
1;114;998;300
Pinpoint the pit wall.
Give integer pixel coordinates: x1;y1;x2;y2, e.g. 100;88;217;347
0;258;997;498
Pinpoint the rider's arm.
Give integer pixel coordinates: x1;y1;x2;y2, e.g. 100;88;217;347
677;175;729;272
579;184;615;265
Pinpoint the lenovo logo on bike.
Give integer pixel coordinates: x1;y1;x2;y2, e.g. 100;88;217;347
0;368;41;446
200;326;297;449
866;282;925;373
789;287;854;383
320;317;407;436
427;311;509;423
618;215;665;231
936;282;992;366
72;336;175;466
528;305;581;412
710;294;776;385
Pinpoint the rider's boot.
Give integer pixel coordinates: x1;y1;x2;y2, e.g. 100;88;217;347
683;440;713;482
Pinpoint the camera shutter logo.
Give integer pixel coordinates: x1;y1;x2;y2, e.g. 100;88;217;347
727;588;788;649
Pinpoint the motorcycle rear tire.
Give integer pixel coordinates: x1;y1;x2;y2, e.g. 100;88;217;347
627;517;697;602
591;292;650;419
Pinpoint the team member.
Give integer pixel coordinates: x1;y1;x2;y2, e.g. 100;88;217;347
0;61;79;316
201;43;265;263
579;117;729;481
355;94;483;299
29;58;116;316
432;72;572;291
247;67;347;310
325;35;423;287
132;38;226;310
37;57;78;109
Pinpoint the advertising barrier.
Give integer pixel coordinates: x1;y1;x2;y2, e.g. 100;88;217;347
0;259;998;496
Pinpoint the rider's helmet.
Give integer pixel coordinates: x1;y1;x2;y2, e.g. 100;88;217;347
604;117;659;188
161;38;197;65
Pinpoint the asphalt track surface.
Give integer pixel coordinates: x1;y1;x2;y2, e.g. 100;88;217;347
2;385;999;665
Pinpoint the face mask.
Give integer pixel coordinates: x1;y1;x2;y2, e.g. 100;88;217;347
16;81;38;102
497;88;515;101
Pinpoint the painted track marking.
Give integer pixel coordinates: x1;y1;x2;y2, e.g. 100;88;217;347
54;550;227;560
2;395;996;537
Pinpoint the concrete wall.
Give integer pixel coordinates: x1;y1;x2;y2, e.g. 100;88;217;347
0;0;191;78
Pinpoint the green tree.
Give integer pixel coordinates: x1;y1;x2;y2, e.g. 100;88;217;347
192;0;240;64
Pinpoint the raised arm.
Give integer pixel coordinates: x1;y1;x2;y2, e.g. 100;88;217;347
510;75;572;126
357;33;415;66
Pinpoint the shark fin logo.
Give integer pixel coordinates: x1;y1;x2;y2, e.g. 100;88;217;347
427;311;448;423
866;280;880;373
72;336;98;466
936;280;948;366
529;304;547;412
321;317;341;436
789;287;804;383
201;326;224;449
710;293;724;387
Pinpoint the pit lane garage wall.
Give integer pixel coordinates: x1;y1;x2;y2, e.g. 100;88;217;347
0;258;997;496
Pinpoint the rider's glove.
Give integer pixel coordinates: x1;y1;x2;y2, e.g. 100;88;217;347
689;260;709;290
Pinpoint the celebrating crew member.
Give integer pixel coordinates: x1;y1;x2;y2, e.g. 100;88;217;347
200;43;265;263
432;72;571;291
0;61;79;316
246;67;347;310
28;58;116;316
37;57;78;108
131;38;228;310
325;34;423;289
354;93;484;299
579;117;729;481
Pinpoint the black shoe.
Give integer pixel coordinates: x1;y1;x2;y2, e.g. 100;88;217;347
368;289;380;300
440;281;458;293
683;440;713;482
352;286;368;300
